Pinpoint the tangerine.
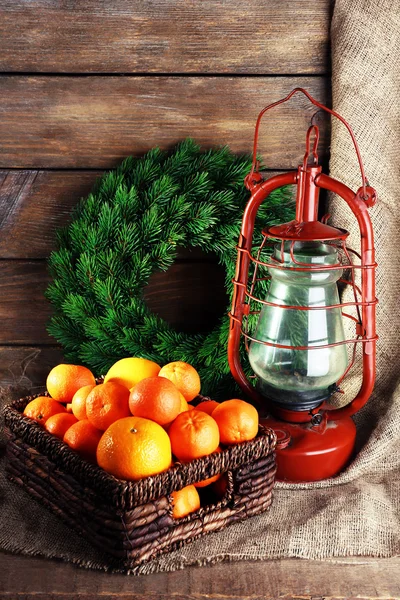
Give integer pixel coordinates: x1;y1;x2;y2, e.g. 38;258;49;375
129;377;181;426
162;394;192;431
96;416;172;480
158;361;200;402
71;384;96;420
168;410;220;463
171;485;200;519
193;447;222;488
45;412;78;440
86;382;130;431
212;399;259;445
195;400;219;415
63;420;103;463
46;364;96;403
23;397;66;426
179;393;192;413
104;357;161;390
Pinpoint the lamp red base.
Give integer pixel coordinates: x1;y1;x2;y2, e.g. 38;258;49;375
260;413;356;482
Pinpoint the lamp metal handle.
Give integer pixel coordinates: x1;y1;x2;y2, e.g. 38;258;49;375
247;87;373;202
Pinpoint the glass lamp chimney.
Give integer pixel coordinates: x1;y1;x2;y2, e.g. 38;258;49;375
248;241;348;410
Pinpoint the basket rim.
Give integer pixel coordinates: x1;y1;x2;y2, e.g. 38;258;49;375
4;392;276;510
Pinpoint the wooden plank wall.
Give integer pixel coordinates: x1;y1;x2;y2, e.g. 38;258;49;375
0;0;332;387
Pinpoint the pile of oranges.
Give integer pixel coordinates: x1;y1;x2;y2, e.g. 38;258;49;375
22;357;259;519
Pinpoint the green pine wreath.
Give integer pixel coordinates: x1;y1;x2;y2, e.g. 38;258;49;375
46;139;293;398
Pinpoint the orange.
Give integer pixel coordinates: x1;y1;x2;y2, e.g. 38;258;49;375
171;485;200;519
96;416;172;481
194;473;221;488
129;377;181;427
162;395;192;432
104;357;161;390
63;420;103;463
23;397;66;426
212;399;259;445
168;410;220;463
45;412;78;440
86;382;130;431
71;384;96;420
158;361;201;402
66;403;73;413
46;364;96;403
179;393;192;413
194;447;222;488
195;400;219;415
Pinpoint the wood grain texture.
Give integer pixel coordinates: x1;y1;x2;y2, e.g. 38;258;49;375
0;553;399;599
0;259;230;345
144;261;229;335
0;76;329;169
0;170;286;259
0;0;332;75
0;346;63;389
0;170;103;259
0;261;53;345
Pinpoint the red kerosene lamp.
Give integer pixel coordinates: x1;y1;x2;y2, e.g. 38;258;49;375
228;88;378;482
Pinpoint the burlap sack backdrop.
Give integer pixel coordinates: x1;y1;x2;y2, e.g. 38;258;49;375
1;0;399;573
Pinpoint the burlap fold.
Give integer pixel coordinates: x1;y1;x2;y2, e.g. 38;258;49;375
1;0;399;573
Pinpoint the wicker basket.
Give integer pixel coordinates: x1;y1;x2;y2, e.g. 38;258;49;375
4;393;277;569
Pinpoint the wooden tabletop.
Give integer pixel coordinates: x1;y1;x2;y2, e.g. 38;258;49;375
1;552;400;599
